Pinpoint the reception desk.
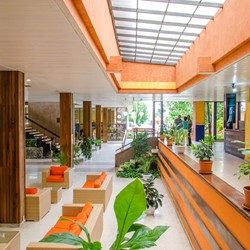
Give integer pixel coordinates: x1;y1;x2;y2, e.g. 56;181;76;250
224;129;245;159
158;140;250;250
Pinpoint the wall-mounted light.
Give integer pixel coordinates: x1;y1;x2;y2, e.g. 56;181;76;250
232;83;237;92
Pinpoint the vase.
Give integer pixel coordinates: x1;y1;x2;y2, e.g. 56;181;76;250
243;186;250;210
146;206;155;215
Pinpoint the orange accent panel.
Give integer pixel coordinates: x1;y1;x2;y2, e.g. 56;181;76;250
118;88;177;94
159;143;250;249
107;56;122;73
120;81;176;90
176;0;250;88
159;162;212;249
159;156;228;249
122;62;176;82
197;57;215;74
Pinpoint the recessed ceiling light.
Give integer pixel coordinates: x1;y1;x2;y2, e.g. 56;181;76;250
26;79;31;82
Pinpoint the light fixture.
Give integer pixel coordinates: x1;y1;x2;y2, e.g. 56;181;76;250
232;83;237;92
26;78;31;82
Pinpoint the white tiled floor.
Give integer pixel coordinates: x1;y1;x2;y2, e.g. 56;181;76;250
1;141;248;250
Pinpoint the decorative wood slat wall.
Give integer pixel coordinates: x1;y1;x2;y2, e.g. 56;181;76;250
83;101;92;140
0;71;25;224
96;105;101;140
102;108;108;143
158;140;250;249
60;93;73;168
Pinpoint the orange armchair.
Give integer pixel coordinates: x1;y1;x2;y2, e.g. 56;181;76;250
42;166;73;189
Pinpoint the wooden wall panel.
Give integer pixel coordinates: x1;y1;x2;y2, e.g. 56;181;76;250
103;108;108;143
83;101;92;139
158;140;250;249
96;105;101;140
0;71;25;224
60;93;73;168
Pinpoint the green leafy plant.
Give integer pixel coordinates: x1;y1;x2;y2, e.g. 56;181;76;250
73;143;81;165
41;179;169;249
131;133;151;159
173;126;186;146
143;177;164;210
79;137;94;160
164;126;175;140
26;139;37;147
95;139;101;147
139;154;157;175
53;150;69;166
116;161;143;178
191;135;215;161
233;141;250;179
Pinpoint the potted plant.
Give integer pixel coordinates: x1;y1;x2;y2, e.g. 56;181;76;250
79;137;94;160
53;150;68;166
233;141;250;210
41;178;169;249
139;154;156;180
173;126;186;154
159;124;166;140
143;176;164;215
164;125;175;146
191;136;215;174
131;132;151;160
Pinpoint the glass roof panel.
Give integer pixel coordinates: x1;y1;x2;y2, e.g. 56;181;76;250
110;0;225;65
137;37;157;43
137;31;158;37
138;13;164;22
195;6;220;16
138;0;168;11
115;21;136;28
117;29;137;35
167;3;197;14
112;0;137;9
164;15;191;24
113;10;136;19
161;25;185;33
189;18;210;26
137;23;161;30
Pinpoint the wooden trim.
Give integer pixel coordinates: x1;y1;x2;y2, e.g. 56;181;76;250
83;101;92;139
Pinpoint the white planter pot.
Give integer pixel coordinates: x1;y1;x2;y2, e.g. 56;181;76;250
174;145;185;154
146;206;155;215
142;174;152;181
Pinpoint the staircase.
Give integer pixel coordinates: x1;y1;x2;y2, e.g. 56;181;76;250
25;126;60;158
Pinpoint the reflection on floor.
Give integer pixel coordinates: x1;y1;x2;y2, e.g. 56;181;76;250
1;141;248;250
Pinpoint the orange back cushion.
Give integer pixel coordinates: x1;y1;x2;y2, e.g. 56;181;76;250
26;187;38;195
81;202;93;217
44;227;68;238
82;181;95;188
50;166;67;175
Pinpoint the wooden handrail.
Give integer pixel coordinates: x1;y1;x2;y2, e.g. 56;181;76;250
25;116;60;139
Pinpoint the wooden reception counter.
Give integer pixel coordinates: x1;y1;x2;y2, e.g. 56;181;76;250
158;140;250;250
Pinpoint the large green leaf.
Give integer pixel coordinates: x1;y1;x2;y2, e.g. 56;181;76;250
121;225;169;249
111;178;146;249
40;232;83;246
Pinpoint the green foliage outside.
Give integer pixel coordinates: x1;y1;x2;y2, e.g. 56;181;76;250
128;101;149;127
165;101;193;126
41;179;169;249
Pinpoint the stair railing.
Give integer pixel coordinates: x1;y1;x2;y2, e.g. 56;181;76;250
25;116;60;139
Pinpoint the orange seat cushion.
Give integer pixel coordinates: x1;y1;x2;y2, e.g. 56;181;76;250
94;179;102;188
26;187;38;195
82;181;95;188
44;227;70;238
47;175;64;182
76;212;88;222
54;216;76;230
50;166;67;175
69;223;81;236
81;202;93;217
101;172;107;178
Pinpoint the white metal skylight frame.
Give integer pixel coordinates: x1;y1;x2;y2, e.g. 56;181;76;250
109;0;226;66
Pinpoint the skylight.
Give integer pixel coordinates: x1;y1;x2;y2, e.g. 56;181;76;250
109;0;225;66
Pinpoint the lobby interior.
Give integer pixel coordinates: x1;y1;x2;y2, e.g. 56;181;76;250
0;0;250;249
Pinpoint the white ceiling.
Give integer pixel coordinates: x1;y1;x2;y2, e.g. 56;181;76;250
0;0;249;107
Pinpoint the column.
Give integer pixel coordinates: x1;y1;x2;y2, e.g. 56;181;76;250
0;71;25;224
60;93;73;168
103;108;108;143
96;105;101;140
193;101;205;141
212;102;217;139
83;101;92;140
245;88;250;159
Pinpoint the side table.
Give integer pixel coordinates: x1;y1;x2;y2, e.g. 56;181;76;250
0;231;20;250
51;187;62;203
